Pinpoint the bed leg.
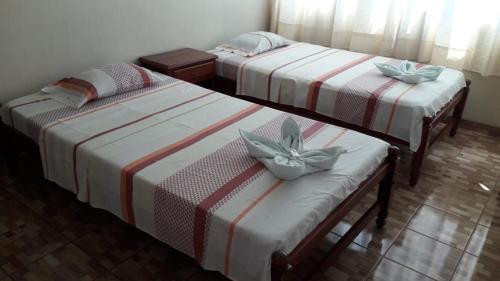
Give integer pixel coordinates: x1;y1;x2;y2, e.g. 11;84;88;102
410;118;432;186
377;146;398;228
271;253;290;281
450;80;470;137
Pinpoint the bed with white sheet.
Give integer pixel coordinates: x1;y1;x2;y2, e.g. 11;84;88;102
0;77;395;281
209;42;469;185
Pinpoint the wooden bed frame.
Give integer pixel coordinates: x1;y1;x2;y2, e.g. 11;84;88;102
213;77;470;186
0;108;399;281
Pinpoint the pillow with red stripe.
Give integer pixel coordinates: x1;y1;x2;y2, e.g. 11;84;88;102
216;31;292;57
41;63;164;108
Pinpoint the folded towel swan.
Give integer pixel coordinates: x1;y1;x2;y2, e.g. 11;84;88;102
240;117;347;180
374;60;445;84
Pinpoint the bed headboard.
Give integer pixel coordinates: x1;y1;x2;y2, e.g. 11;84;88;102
0;0;270;103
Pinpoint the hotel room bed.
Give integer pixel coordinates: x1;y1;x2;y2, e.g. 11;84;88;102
0;77;397;281
209;42;470;186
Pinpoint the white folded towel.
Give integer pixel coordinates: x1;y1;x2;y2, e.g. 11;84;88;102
375;60;445;84
240;117;346;180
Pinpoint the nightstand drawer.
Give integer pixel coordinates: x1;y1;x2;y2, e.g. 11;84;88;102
173;62;215;83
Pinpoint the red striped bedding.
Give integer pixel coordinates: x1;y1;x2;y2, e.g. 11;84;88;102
1;79;389;281
209;43;467;151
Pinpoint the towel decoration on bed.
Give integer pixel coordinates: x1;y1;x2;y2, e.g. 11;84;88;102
240;117;347;180
374;60;445;84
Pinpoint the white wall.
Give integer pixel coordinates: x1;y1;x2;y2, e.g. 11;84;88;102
1;1;498;128
0;0;270;103
463;72;500;128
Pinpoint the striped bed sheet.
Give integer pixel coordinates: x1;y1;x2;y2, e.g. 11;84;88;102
1;79;389;281
208;43;467;151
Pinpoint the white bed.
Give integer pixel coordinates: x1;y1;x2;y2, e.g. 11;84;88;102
1;77;390;281
209;43;466;152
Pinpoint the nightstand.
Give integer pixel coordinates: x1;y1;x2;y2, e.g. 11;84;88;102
139;48;217;85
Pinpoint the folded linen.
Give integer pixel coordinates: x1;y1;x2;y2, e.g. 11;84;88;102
374;60;445;84
240;117;346;180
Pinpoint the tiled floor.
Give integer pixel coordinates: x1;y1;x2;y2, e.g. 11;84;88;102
0;121;499;281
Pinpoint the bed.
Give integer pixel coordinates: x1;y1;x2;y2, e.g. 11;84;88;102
0;76;397;281
209;42;470;186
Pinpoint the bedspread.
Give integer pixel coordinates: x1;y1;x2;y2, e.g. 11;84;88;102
1;80;389;281
210;43;466;151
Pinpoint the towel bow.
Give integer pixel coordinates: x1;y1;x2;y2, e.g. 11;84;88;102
374;60;445;84
240;117;346;180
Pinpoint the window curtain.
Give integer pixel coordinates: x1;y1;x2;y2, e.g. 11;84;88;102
271;0;500;76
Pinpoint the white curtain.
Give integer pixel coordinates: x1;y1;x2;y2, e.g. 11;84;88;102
271;0;500;76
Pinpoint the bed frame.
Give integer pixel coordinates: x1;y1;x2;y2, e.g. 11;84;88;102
0;107;398;281
272;146;398;281
213;77;470;186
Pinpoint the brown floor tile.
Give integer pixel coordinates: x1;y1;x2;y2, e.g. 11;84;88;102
9;244;114;281
0;162;14;190
0;269;7;280
112;240;201;281
333;219;403;257
0;199;38;235
320;237;382;281
94;276;120;281
74;221;154;270
3;173;114;240
6;181;75;216
478;193;500;232
452;253;500;281
466;225;500;258
0;218;68;274
408;205;475;250
0;184;12;201
439;165;498;197
386;229;462;281
367;258;434;281
332;182;421;255
424;183;489;222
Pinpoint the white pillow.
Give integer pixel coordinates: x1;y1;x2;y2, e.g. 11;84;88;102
41;63;165;108
216;31;291;57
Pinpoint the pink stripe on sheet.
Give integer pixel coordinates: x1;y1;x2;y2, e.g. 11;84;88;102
30;79;180;141
38;80;182;178
362;79;400;128
8;98;51;128
223;128;349;276
219;55;249;81
238;43;304;95
265;48;332;101
153;115;326;262
333;60;425;129
122;104;264;225
306;54;375;111
71;91;216;194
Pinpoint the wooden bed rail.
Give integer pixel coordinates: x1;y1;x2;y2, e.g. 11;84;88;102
271;146;399;281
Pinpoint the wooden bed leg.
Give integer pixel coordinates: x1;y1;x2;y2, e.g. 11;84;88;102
410;117;432;186
271;253;290;281
450;80;471;137
376;146;399;228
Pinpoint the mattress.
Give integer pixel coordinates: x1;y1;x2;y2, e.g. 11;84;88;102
208;43;467;151
1;78;389;281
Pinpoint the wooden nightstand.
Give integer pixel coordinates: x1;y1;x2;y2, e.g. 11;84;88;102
139;48;217;85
